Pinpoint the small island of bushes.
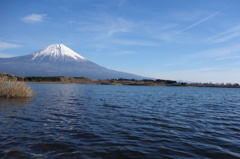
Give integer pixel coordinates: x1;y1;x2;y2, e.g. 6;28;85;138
0;73;33;98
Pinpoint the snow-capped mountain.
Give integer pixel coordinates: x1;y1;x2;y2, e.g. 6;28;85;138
31;44;87;63
0;44;149;79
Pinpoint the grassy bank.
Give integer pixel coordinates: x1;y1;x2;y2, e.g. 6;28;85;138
0;73;33;98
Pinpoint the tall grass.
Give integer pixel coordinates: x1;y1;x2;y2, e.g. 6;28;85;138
0;73;33;98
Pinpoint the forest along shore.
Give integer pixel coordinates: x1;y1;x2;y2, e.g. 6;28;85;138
19;76;178;86
1;73;240;88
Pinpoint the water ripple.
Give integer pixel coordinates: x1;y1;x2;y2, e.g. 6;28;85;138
1;85;240;158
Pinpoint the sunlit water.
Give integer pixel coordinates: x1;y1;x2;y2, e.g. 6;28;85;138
0;84;240;159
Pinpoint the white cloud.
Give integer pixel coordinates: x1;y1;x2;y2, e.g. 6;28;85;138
0;52;14;58
21;14;47;23
0;42;21;50
0;42;21;58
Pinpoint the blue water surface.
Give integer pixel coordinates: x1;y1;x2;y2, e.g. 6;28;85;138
0;84;240;158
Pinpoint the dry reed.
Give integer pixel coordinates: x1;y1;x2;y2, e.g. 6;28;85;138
0;73;33;98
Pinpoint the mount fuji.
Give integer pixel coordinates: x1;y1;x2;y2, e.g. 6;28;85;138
0;44;149;79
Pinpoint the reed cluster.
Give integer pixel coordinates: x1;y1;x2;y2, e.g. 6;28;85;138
0;73;33;98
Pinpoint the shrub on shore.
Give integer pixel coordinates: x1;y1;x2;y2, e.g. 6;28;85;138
0;73;33;98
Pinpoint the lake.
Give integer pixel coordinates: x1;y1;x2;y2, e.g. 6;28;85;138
0;84;240;158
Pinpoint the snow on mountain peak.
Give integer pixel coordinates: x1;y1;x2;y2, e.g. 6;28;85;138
31;44;87;62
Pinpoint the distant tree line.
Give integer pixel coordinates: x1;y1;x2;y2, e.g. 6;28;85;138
110;78;177;84
21;76;61;82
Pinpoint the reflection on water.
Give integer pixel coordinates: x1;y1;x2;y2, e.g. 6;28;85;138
0;98;31;131
0;97;32;107
1;84;240;158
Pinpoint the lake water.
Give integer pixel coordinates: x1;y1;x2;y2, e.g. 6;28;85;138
0;84;240;159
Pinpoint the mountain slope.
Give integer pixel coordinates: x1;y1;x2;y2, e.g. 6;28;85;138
0;44;149;79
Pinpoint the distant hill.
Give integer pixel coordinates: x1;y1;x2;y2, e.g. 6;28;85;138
0;44;150;80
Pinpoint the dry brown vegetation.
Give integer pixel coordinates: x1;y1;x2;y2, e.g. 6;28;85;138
0;73;33;98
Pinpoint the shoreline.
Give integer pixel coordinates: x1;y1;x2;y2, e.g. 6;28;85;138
1;73;239;88
24;80;240;88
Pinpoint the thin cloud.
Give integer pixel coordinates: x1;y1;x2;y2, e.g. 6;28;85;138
205;25;240;43
160;69;240;83
118;0;127;7
112;39;159;46
174;11;219;36
21;14;48;23
112;50;136;55
192;44;240;58
107;18;133;37
178;44;240;68
216;55;240;61
167;44;240;69
159;10;224;42
76;14;135;40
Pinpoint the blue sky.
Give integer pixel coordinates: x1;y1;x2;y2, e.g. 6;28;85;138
1;0;240;83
